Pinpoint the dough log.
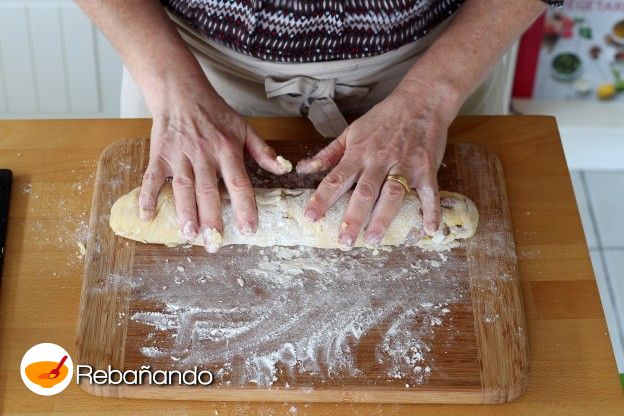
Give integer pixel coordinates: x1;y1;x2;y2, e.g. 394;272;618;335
109;184;478;250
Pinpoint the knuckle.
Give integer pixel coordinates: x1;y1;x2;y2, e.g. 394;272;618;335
385;181;406;198
172;175;194;189
324;171;347;190
354;180;377;202
142;170;161;185
343;216;363;230
227;174;252;193
195;183;219;199
417;184;439;201
139;194;156;209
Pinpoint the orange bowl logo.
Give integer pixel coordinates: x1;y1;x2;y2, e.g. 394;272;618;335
20;343;73;396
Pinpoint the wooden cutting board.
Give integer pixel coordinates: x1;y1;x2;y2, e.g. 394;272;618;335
75;138;527;404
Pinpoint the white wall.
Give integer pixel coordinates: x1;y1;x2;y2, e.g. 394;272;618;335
0;0;123;119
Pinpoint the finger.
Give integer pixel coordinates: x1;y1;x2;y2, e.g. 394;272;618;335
219;152;257;234
338;165;387;249
244;124;292;175
193;159;223;253
139;158;169;222
304;159;360;222
296;133;346;174
364;175;407;246
171;156;199;242
415;173;441;236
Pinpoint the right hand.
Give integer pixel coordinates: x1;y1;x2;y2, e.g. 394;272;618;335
139;72;290;253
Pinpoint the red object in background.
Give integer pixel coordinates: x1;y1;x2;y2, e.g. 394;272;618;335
512;13;545;98
561;14;575;38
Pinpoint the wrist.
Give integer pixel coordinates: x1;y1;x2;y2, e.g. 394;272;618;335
390;73;464;128
140;66;220;116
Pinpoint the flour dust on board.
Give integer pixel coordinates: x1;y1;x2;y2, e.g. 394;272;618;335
125;243;467;388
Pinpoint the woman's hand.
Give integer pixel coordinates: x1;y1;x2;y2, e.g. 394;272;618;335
76;0;291;253
140;73;291;252
296;80;462;249
292;0;550;250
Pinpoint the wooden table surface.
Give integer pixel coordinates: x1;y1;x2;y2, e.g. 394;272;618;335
0;116;621;415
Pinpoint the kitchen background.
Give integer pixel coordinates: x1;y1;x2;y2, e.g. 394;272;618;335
0;0;623;386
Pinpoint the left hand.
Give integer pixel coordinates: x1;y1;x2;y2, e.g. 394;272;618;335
296;83;461;249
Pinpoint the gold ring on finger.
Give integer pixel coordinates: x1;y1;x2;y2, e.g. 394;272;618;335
385;175;410;194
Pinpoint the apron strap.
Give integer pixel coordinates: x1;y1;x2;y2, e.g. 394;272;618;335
265;76;368;138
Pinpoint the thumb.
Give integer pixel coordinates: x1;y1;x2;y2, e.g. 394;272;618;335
296;131;347;175
244;124;292;175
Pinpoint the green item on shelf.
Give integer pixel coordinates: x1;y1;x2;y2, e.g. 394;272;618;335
579;26;592;39
612;68;624;92
551;52;583;81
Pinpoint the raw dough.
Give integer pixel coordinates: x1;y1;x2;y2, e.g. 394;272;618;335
109;184;478;250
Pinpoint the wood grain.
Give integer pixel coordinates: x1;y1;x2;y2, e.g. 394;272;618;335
75;138;147;398
74;138;526;404
0;117;621;415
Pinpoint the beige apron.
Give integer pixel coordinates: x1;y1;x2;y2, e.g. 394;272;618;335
121;14;515;137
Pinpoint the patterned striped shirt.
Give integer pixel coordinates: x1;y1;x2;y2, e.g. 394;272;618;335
162;0;563;63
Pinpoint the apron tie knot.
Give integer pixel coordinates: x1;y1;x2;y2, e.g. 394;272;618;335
265;76;368;138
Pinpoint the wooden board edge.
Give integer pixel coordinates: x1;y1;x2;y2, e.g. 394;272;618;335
489;144;530;402
75;138;148;371
456;143;530;404
77;382;485;404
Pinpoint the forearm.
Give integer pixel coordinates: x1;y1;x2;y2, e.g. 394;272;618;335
75;0;215;110
395;0;548;118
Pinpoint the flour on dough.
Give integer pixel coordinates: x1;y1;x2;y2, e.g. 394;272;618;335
109;185;478;250
275;156;293;174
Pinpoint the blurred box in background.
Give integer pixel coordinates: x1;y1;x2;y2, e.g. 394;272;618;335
514;1;624;102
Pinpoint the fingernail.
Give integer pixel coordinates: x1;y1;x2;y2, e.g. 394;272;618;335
366;231;382;246
312;159;324;171
240;222;255;235
297;159;324;175
304;208;318;222
202;227;223;253
306;159;324;173
182;220;197;241
338;234;353;250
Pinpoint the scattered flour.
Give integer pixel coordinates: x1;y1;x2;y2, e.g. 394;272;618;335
22;164;97;277
128;243;468;387
22;157;146;279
